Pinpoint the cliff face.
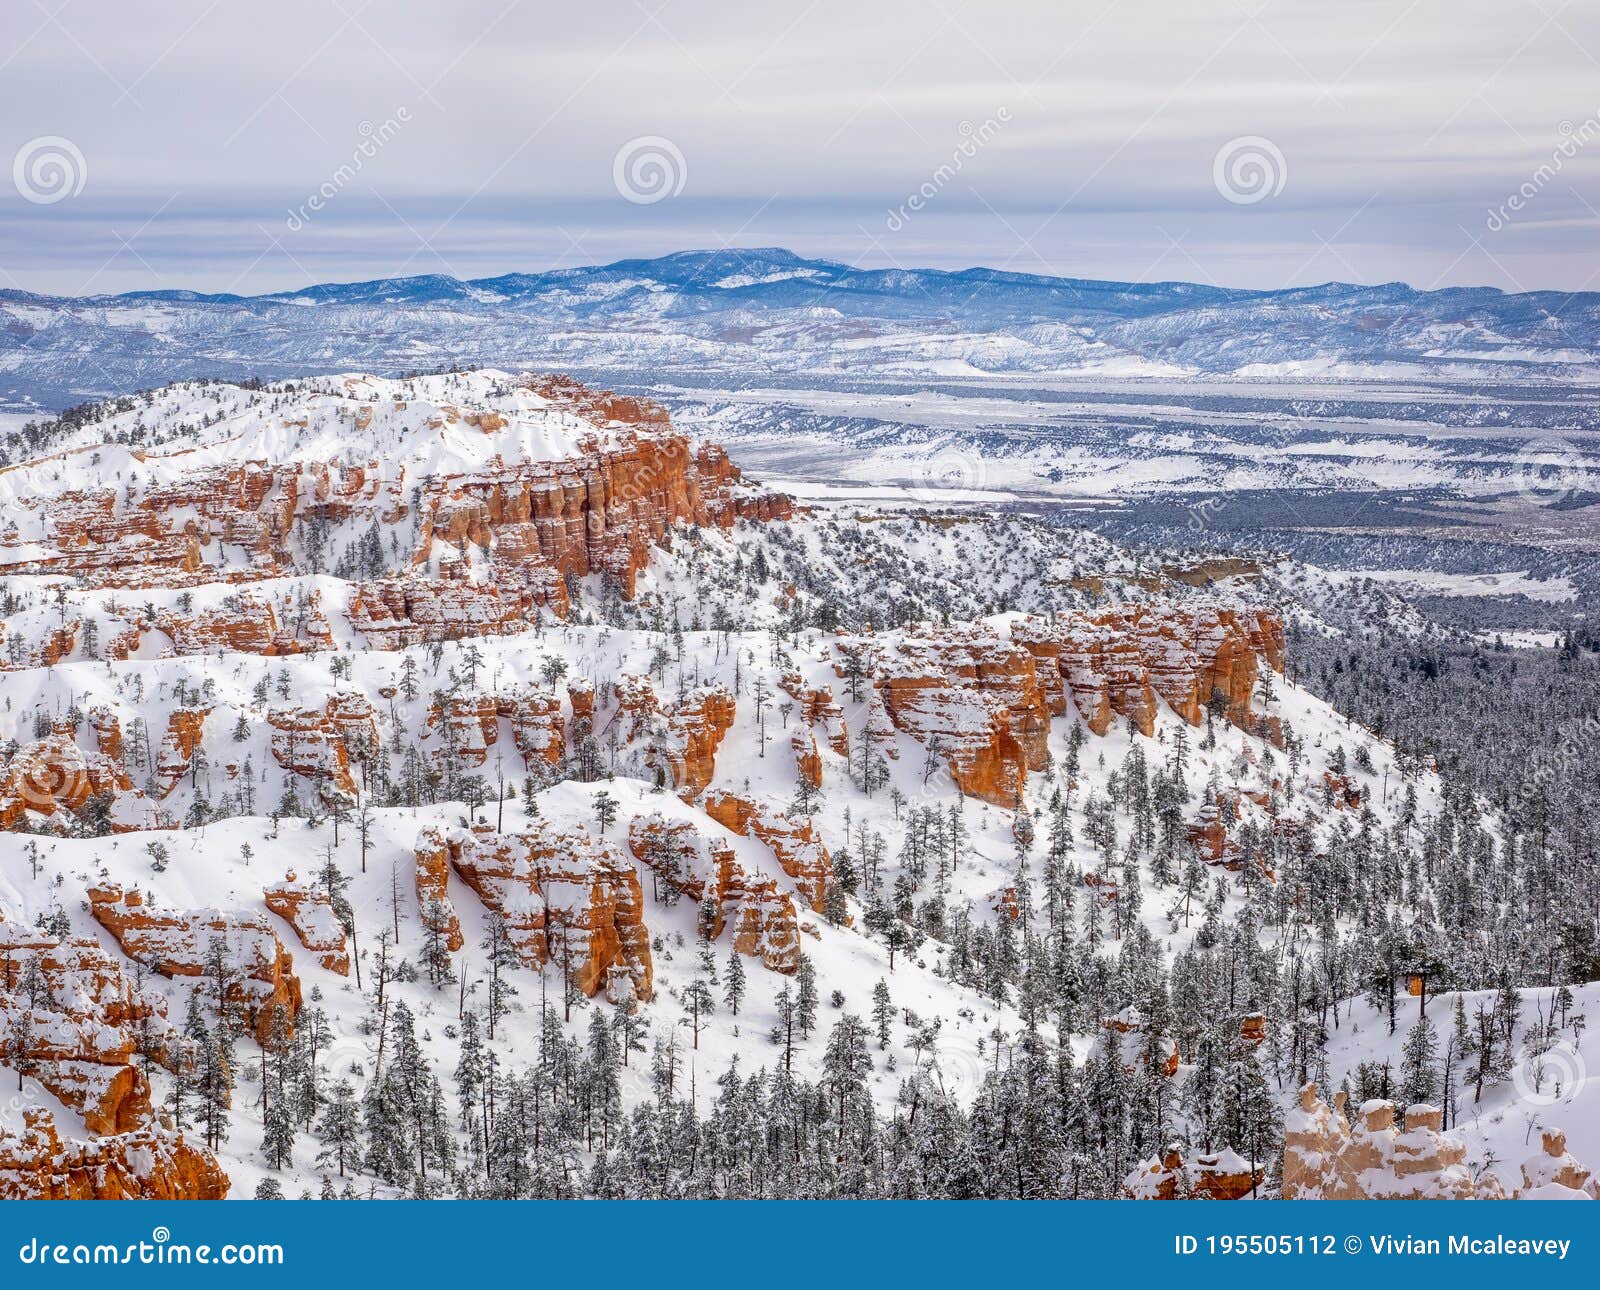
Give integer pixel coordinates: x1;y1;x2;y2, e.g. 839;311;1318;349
0;1109;230;1201
414;823;654;1003
0;912;230;1199
1017;604;1283;739
628;815;801;973
87;885;302;1046
263;870;351;975
848;605;1286;808
0;728;142;829
844;625;1051;808
0;375;792;656
411;429;792;605
702;792;833;913
0;919;174;1135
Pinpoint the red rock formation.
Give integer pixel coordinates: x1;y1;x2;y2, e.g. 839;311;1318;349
1124;1146;1263;1200
1017;605;1285;739
427;688;566;772
863;692;898;762
568;678;596;725
407;382;792;602
779;674;850;756
160;592;332;656
603;676;735;794
508;689;565;767
0;920;179;1135
702;791;833;912
0;376;790;609
657;686;735;794
267;703;357;797
1095;1006;1179;1077
1518;1129;1598;1199
263;870;350;974
847;624;1050;807
413;836;464;952
0;729;137;829
87;884;301;1045
627;814;800;972
348;573;563;646
152;707;209;799
35;622;80;668
1323;771;1363;809
416;822;653;1001
88;705;122;759
0;1108;230;1200
791;729;823;790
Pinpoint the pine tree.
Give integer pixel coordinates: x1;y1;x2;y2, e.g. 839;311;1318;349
722;950;746;1015
315;1079;362;1178
1399;1015;1441;1107
795;955;820;1038
871;979;893;1048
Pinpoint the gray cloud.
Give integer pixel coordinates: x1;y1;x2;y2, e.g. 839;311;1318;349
3;0;1598;294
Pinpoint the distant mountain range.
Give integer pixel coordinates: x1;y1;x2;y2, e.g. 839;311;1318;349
5;247;1600;411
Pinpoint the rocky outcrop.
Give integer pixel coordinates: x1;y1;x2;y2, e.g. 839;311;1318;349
1282;1084;1504;1199
427;688;566;772
0;375;791;610
1017;605;1283;739
408;381;792;603
415;822;653;1001
263;870;350;974
87;884;301;1045
603;676;735;793
153;707;209;799
0;1107;229;1200
1518;1129;1598;1199
0;728;142;829
348;574;563;646
159;591;332;656
509;689;566;768
836;608;1285;808
413;837;464;952
88;705;122;759
702;791;833;912
846;624;1051;808
267;701;363;798
1093;1006;1179;1078
0;920;178;1134
627;814;800;972
791;729;823;790
656;686;735;794
1123;1146;1263;1199
780;674;849;756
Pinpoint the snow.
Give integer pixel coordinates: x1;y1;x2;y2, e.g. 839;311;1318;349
0;370;1590;1201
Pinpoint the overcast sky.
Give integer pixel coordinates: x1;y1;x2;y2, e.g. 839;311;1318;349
3;0;1599;296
